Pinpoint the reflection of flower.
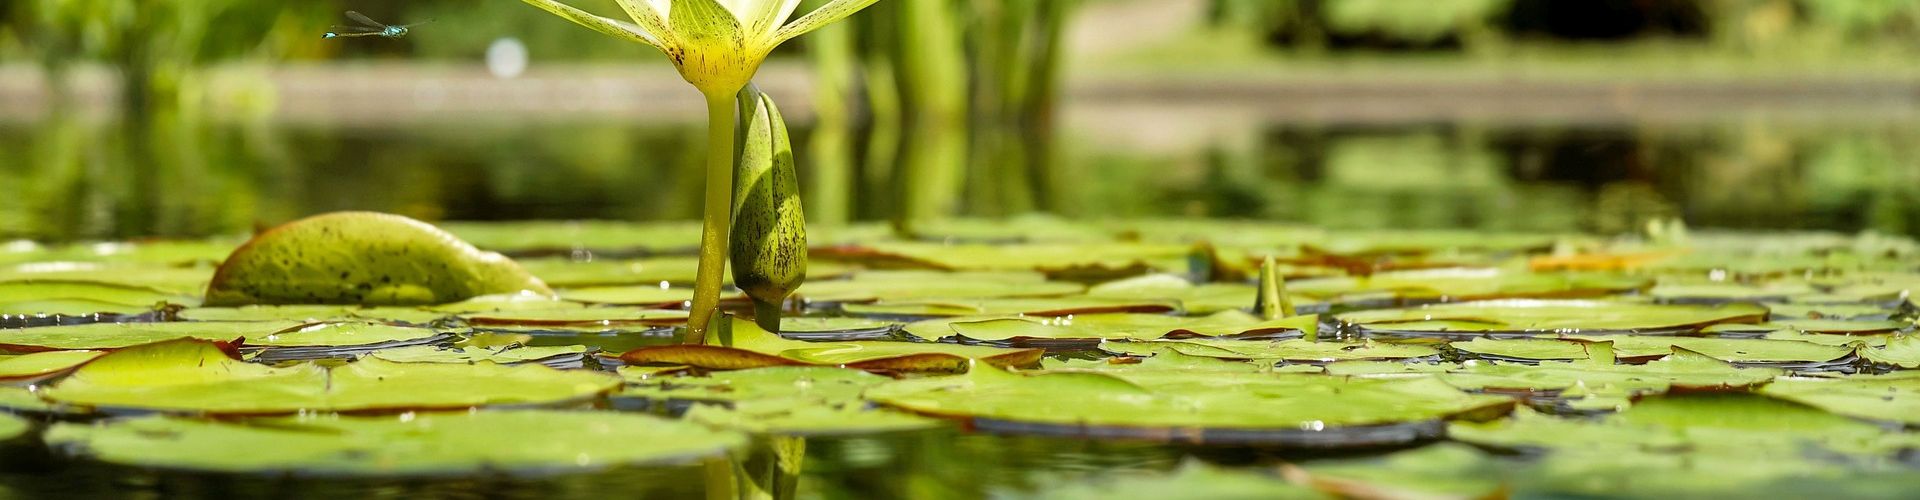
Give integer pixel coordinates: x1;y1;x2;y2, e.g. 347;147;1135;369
522;0;878;96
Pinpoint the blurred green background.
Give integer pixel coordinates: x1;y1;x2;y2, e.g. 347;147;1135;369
1;0;1917;241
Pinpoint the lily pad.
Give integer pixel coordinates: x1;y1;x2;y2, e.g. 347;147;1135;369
1454;336;1855;364
1337;299;1768;336
867;366;1510;444
0;413;27;441
1861;335;1920;368
0;265;214;296
905;311;1316;346
1760;374;1920;426
41;339;621;414
1440;348;1782;399
623;366;937;435
0;350;103;381
1452;393;1914;457
840;297;1179;318
815;242;1188;279
204;212;553;307
0;321;444;353
367;344;590;366
1100;338;1438;363
441;220;704;255
0;281;189;309
1020;461;1322;500
1083;274;1270;315
620;317;1042;373
463;308;688;332
1290;268;1647;304
794;274;1085;304
681;401;939;436
45;411;742;475
555;285;732;307
1292;443;1508;499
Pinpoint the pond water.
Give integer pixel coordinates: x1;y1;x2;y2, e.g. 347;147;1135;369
1;107;1918;499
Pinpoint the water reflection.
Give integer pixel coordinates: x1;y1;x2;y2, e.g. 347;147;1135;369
1;116;1915;242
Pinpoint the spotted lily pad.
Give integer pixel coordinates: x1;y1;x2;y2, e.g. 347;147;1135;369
1100;338;1438;363
1337;300;1768;336
41;339;621;414
619;317;1042;372
905;311;1316;346
204;212;553;307
45;411;742;475
867;366;1510;444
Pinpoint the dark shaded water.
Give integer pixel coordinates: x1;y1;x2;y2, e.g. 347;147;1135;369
1;117;1916;242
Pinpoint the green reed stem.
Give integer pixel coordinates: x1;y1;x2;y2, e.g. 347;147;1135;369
687;91;740;345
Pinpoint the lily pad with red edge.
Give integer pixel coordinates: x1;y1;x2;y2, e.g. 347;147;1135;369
865;364;1511;445
1336;299;1769;337
40;338;621;415
619;316;1042;373
44;410;743;476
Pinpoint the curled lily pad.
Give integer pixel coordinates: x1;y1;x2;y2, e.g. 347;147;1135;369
867;366;1510;444
204;212;552;307
619;317;1042;373
906;312;1317;347
1100;338;1438;364
840;297;1178;318
1861;335;1920;368
1337;299;1768;337
0;350;102;381
1760;374;1920;426
45;411;743;475
41;339;621;415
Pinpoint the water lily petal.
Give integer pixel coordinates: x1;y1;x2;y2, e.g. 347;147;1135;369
520;0;662;48
725;0;804;39
772;0;878;45
614;0;678;48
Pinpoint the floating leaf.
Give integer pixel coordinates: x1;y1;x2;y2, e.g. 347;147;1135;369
42;339;621;414
204;212;552;307
1291;443;1508;499
46;411;743;475
441;220;704;255
1101;337;1437;363
840;297;1178;318
1452;393;1914;457
0;281;189;309
620;317;1041;372
1861;335;1920;368
0;266;213;296
1760;374;1920;426
867;366;1509;443
0;321;444;353
795;273;1084;304
0;350;102;381
1291;268;1647;303
624;366;937;435
1440;348;1781;398
1337;299;1768;336
0;413;26;441
367;344;589;366
1454;336;1855;364
905;312;1316;348
556;285;728;307
1084;274;1270;315
1021;461;1322;500
815;242;1188;280
463;308;688;332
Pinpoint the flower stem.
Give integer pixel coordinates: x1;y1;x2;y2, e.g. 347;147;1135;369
686;91;739;345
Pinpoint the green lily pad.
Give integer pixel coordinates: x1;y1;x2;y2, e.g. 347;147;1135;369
795;274;1085;304
1021;461;1322;500
555;285;728;307
840;297;1179;318
1100;338;1438;363
1290;268;1647;303
905;311;1316;344
0;281;190;308
1043;349;1272;373
1770;318;1911;335
623;366;937;436
620;317;1041;373
521;257;856;288
204;212;553;307
815;242;1188;279
1454;336;1855;364
1760;374;1920;426
0;321;443;352
774;316;899;333
367;344;589;365
45;411;743;475
1861;335;1920;368
1337;299;1768;336
0;299;154;317
463;308;687;332
177;305;360;322
1083;274;1267;315
0;265;213;296
441;220;704;254
0;350;102;381
1650;281;1818;303
867;366;1509;442
0;413;27;440
1452;393;1914;457
1294;443;1508;499
0;386;52;413
1439;348;1782;398
41;339;621;414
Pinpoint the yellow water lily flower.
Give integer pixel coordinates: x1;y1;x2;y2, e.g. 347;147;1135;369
522;0;878;96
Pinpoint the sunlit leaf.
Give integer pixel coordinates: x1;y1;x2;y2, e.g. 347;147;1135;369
204;213;552;307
